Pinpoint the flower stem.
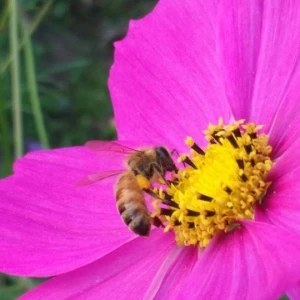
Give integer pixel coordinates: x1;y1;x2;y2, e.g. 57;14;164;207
0;0;9;31
9;0;23;158
0;77;12;176
23;18;50;149
1;0;53;75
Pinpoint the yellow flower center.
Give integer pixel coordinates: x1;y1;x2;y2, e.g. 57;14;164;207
151;120;273;248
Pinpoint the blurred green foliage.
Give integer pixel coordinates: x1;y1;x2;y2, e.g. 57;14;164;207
0;0;158;173
0;275;42;300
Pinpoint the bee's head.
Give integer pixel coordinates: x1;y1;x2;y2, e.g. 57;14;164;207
155;147;178;172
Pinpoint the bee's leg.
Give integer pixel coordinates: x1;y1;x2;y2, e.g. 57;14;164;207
160;176;170;186
152;165;171;187
152;216;165;228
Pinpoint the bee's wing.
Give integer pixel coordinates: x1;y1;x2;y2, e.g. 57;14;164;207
85;141;142;155
75;169;124;187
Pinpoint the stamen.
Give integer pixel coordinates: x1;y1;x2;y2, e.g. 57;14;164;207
197;193;213;202
232;127;242;138
163;193;173;202
179;155;197;169
236;159;244;169
224;186;232;194
163;200;179;209
167;179;179;185
206;211;216;217
188;222;195;228
240;173;248;182
226;134;239;149
144;188;160;199
212;132;222;144
160;208;175;216
244;144;252;154
186;209;200;217
174;220;182;226
185;137;205;155
149;120;273;248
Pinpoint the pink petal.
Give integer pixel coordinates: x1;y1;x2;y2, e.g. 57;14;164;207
109;0;232;151
218;0;263;120
19;230;177;300
256;167;300;234
181;221;300;300
287;283;300;300
0;147;134;277
267;134;300;181
144;246;197;299
249;0;300;156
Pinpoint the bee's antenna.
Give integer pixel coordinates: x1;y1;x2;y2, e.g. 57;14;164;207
171;148;186;168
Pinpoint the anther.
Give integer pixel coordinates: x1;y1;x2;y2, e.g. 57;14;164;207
146;188;179;208
144;188;160;199
160;208;175;216
185;137;205;155
227;134;239;149
249;132;257;140
185;137;205;157
240;173;248;182
144;189;178;209
233;127;242;138
236;159;244;169
212;133;222;144
191;143;205;155
206;211;216;217
164;193;173;201
180;155;197;169
157;190;173;202
224;186;232;194
174;220;182;226
244;144;252;154
152;216;165;228
167;179;179;185
197;193;213;202
188;222;195;229
162;198;180;209
186;209;200;217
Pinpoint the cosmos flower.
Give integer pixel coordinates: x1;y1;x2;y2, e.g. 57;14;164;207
1;0;300;299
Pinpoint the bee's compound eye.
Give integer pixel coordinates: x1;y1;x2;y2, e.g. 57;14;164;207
156;147;177;171
156;147;170;159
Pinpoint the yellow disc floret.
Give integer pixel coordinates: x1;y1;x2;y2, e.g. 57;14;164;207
152;120;273;248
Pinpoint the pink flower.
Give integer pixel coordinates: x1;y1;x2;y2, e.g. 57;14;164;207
1;0;300;299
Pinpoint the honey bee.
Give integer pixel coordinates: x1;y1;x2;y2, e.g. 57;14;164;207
77;141;178;236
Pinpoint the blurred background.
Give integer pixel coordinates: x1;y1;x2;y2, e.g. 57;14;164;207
0;1;291;299
0;0;157;298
